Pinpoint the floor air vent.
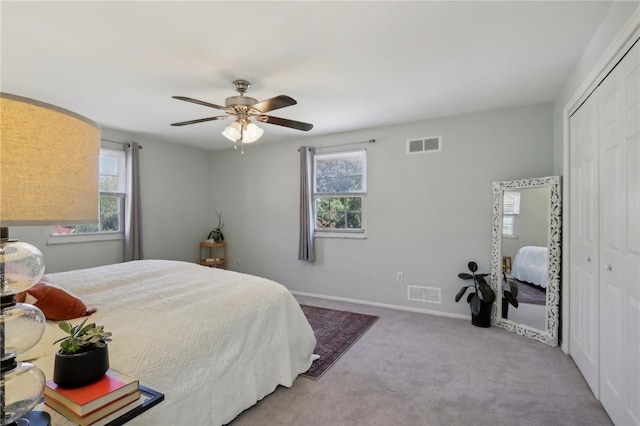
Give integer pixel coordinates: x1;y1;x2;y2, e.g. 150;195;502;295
407;285;441;303
406;136;442;154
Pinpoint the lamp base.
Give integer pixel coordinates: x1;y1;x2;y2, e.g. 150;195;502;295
8;410;51;426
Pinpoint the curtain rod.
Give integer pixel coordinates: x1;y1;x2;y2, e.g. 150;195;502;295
298;139;375;152
101;138;144;149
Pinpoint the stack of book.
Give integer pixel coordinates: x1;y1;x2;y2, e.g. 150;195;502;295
45;368;141;426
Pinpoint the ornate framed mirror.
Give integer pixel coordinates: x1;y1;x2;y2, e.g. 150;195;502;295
490;176;561;346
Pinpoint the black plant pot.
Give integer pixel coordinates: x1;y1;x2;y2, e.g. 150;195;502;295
502;298;510;319
53;344;109;388
471;301;492;328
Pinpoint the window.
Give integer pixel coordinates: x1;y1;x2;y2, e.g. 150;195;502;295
502;191;520;238
314;149;366;236
50;148;126;243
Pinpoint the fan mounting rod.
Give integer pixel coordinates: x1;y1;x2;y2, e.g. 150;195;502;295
232;79;251;94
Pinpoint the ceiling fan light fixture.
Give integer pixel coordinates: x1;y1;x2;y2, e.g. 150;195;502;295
174;79;312;152
222;121;242;142
242;122;264;144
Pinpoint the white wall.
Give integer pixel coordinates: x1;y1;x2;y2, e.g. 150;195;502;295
210;103;553;316
10;128;212;273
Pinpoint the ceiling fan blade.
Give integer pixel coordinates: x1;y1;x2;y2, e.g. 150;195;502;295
252;95;297;113
258;115;313;131
171;116;230;126
172;96;227;110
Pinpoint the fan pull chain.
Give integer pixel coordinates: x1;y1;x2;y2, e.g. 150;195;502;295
240;124;245;154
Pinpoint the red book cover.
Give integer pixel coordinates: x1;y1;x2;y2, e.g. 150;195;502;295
44;368;139;416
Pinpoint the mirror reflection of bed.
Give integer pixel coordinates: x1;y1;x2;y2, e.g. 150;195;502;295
504;246;548;330
500;186;550;332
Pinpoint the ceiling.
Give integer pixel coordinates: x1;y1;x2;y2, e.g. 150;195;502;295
1;1;612;151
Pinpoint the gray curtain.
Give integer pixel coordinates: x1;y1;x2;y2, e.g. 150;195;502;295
124;142;143;261
298;146;315;261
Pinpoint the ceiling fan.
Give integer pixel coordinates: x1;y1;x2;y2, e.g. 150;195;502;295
171;79;313;151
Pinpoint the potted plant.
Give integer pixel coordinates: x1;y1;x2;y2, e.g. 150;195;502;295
52;318;112;388
207;211;225;242
454;261;495;327
501;271;519;319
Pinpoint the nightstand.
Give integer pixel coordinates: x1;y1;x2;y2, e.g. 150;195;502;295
199;241;226;268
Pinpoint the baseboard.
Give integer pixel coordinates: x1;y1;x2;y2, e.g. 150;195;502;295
291;291;470;321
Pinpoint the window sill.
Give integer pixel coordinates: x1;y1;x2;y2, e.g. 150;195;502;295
47;232;124;245
314;231;367;239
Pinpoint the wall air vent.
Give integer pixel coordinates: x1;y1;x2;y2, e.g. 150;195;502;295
407;285;441;304
406;136;442;155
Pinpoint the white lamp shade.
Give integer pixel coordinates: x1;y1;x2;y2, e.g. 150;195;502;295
222;121;242;142
242;122;264;144
0;93;100;226
1;93;99;426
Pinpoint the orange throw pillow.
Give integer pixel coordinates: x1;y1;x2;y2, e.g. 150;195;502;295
15;277;97;321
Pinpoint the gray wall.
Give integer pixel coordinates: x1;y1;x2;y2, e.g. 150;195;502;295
10;128;212;273
210;103;554;317
502;187;550;261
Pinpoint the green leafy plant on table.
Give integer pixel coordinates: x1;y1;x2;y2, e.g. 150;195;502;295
53;318;112;355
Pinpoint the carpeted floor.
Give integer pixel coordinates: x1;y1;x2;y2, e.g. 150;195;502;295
300;304;379;379
231;295;611;426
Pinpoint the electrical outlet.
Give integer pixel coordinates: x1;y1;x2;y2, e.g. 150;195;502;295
396;272;404;282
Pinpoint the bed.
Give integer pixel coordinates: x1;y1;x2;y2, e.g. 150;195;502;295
511;246;548;289
21;260;316;425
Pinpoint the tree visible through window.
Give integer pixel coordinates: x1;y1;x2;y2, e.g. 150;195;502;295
53;148;126;236
314;150;366;232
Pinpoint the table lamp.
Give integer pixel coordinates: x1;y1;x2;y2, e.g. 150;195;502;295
1;93;100;425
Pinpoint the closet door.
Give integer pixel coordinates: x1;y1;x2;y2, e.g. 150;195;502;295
598;40;640;426
569;92;600;396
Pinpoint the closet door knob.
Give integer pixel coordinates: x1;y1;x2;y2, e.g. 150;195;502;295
605;264;612;271
586;256;591;262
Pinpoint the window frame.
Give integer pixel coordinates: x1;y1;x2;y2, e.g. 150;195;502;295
313;149;367;239
48;146;126;244
502;191;521;238
502;214;519;239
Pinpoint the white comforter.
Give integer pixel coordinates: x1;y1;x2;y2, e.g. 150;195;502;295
511;246;548;289
26;260;316;425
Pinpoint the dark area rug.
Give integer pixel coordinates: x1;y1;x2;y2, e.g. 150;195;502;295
514;279;546;305
300;304;379;380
